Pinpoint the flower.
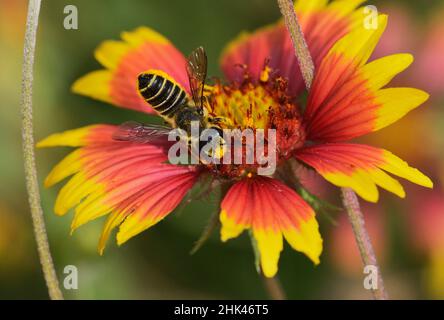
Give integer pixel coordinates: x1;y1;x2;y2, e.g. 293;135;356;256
38;0;432;278
413;7;444;97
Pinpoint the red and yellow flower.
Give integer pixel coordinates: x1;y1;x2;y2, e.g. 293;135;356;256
38;0;432;278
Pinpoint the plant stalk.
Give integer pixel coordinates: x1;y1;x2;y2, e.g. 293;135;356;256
276;0;314;89
341;188;388;299
21;0;64;300
276;0;388;299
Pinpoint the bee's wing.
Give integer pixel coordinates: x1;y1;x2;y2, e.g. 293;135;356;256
186;46;207;111
112;121;172;144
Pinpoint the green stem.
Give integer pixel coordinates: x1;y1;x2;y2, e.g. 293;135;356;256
276;0;388;299
21;0;64;300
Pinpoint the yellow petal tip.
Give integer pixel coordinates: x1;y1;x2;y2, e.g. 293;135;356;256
422;177;434;189
219;210;246;242
71;70;113;104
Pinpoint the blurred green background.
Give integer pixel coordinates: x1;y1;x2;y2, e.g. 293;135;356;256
1;0;444;299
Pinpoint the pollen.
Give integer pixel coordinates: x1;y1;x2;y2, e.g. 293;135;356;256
204;71;306;177
208;82;276;130
260;66;272;83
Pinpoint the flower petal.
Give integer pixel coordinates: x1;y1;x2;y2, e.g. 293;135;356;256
36;125;102;148
115;170;197;246
72;27;189;114
295;143;433;202
37;125;199;252
294;0;328;13
220;176;322;277
220;0;365;96
303;15;429;142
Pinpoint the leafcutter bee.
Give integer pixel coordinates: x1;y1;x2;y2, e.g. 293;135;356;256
113;47;227;161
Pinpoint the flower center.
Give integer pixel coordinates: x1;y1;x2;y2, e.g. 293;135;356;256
203;72;306;178
208;82;274;129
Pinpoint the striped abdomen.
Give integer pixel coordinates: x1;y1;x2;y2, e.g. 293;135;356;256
138;71;188;118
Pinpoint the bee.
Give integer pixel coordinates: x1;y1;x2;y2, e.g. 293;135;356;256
113;47;227;150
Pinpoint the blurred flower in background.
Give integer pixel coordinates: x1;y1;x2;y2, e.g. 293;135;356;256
0;0;26;46
407;191;444;299
0;203;34;276
372;4;417;59
414;8;444;98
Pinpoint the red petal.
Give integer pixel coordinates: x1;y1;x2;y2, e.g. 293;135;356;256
220;176;322;277
72;27;189;114
220;2;360;96
295;143;432;202
37;125;199;252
